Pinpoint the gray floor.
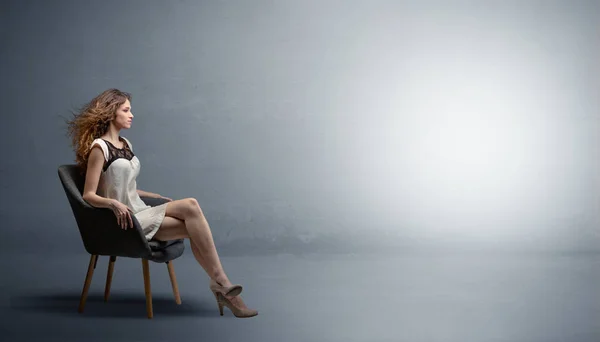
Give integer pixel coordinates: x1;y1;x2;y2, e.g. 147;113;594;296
3;249;600;342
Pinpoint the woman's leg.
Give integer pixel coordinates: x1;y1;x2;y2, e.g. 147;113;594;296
154;215;254;312
152;198;233;287
152;216;212;275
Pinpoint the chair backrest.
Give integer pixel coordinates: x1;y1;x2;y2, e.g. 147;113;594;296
58;164;152;258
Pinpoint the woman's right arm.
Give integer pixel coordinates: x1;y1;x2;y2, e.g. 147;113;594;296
83;146;133;229
82;145;133;229
82;146;115;208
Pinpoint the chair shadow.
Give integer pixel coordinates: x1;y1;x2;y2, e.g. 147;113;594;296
10;291;219;319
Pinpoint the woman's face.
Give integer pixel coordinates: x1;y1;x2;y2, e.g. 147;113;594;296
113;99;133;129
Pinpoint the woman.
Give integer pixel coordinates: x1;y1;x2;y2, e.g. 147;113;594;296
66;88;257;318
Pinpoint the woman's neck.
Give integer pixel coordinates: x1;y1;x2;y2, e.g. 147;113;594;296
103;126;121;142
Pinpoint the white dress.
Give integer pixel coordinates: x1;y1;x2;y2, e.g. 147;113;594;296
90;136;167;240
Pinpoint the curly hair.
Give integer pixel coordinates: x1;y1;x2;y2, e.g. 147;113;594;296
64;88;132;175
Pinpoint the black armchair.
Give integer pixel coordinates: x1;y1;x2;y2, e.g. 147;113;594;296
58;164;185;318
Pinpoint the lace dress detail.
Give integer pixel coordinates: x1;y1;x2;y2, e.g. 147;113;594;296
89;136;167;240
102;138;135;172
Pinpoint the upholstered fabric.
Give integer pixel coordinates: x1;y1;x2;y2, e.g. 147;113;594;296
148;239;185;263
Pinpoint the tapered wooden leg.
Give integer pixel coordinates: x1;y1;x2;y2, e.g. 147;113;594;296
142;259;153;319
104;256;117;302
78;254;98;313
166;261;182;305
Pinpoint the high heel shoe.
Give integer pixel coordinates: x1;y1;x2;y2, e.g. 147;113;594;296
209;278;243;297
214;292;258;318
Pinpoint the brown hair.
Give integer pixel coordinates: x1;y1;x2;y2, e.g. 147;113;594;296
64;88;131;175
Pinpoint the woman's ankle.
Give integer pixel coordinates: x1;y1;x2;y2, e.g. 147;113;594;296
213;274;232;287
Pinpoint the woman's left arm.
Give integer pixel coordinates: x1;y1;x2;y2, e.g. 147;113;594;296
137;189;172;201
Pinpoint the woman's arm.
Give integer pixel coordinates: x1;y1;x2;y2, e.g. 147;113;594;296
137;189;172;201
83;146;134;229
137;189;159;198
82;146;118;208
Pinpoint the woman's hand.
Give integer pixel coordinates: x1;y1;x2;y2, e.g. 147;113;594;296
109;199;134;229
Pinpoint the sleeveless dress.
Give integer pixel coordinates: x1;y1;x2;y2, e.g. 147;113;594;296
90;136;167;240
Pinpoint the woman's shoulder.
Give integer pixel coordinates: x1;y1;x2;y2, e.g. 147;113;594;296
90;138;108;147
89;138;109;161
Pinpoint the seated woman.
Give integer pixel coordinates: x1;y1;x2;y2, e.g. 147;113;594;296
66;88;257;318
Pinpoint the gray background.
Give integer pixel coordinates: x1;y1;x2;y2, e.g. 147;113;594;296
1;0;599;255
2;1;600;341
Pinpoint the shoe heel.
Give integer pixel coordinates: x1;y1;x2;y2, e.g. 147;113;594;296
213;291;224;316
212;292;258;318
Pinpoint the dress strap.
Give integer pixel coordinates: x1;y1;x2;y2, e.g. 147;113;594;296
121;136;133;152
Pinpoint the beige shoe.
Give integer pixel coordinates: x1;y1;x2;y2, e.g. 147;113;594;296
209;278;243;297
214;292;258;318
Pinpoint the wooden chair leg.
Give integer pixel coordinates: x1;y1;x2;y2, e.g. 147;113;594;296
166;261;182;305
104;256;117;302
142;259;153;319
78;254;98;313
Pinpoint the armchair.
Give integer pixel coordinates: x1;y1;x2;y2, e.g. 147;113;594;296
58;164;185;318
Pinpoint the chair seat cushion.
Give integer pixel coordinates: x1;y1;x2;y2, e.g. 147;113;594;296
147;239;185;263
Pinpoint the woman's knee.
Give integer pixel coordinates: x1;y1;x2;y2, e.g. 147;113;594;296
165;197;202;220
185;197;203;216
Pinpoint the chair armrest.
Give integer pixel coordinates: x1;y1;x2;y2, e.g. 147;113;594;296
140;196;170;207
